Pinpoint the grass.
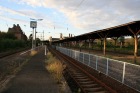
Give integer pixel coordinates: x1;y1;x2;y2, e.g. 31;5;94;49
30;50;37;56
0;56;31;82
45;52;72;93
45;52;65;83
13;59;29;75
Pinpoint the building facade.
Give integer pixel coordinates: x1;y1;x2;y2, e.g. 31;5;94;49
8;24;27;40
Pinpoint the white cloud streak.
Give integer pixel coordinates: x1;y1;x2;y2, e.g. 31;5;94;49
0;5;57;29
7;0;140;31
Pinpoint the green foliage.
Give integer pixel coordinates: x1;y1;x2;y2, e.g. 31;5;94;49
106;41;114;48
36;38;41;46
0;31;31;52
0;32;16;40
0;39;29;52
29;34;32;41
118;36;125;43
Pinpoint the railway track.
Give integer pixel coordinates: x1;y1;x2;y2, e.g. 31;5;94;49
49;47;117;93
0;48;31;58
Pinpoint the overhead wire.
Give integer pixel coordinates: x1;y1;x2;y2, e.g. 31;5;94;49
51;0;86;32
73;0;97;31
67;0;86;32
51;0;86;37
74;0;86;11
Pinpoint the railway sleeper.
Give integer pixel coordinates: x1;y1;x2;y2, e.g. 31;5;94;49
72;74;87;77
88;91;109;93
69;70;108;93
67;70;107;93
79;81;95;84
77;78;91;81
68;68;110;93
85;87;104;92
70;72;83;74
74;76;88;79
68;69;82;74
81;84;100;88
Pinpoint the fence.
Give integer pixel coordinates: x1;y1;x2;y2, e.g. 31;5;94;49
55;46;140;92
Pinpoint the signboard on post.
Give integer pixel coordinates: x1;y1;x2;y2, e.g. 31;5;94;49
30;21;37;28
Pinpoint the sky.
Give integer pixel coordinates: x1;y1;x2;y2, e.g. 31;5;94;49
0;0;140;40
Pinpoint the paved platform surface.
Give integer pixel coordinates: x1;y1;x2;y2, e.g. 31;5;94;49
2;49;60;93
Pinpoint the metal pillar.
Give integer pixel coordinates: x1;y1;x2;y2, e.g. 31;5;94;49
32;28;34;50
35;28;36;48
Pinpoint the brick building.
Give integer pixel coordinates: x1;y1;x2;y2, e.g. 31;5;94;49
8;24;27;40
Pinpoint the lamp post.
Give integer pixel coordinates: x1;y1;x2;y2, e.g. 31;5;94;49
30;18;43;49
30;21;36;49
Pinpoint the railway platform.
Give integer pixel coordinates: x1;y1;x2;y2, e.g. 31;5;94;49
1;48;60;93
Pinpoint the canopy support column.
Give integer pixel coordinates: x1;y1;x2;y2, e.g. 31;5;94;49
128;26;140;63
134;35;138;63
103;38;106;55
97;32;109;56
84;40;87;49
88;39;91;53
100;39;103;51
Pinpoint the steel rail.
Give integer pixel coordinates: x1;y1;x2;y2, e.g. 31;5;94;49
49;47;117;93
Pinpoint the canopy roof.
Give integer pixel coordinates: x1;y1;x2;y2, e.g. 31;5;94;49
53;20;140;43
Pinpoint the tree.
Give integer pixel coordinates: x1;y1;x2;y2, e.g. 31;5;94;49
6;33;17;39
111;37;118;51
29;34;32;41
118;36;125;48
36;38;41;46
79;41;84;52
0;32;16;40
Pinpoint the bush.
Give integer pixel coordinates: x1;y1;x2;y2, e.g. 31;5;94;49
30;50;37;56
0;39;29;52
45;52;65;83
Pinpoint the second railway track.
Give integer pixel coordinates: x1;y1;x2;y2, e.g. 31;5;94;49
49;47;117;93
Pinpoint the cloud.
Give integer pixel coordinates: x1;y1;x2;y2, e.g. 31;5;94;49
0;6;45;19
0;6;28;17
0;5;57;29
9;0;140;31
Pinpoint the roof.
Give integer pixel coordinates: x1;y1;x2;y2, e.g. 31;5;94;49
53;20;140;43
52;38;60;41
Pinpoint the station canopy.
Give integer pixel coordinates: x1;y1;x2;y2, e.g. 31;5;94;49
53;20;140;43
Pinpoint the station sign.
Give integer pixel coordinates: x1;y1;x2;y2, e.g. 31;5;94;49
30;21;37;28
